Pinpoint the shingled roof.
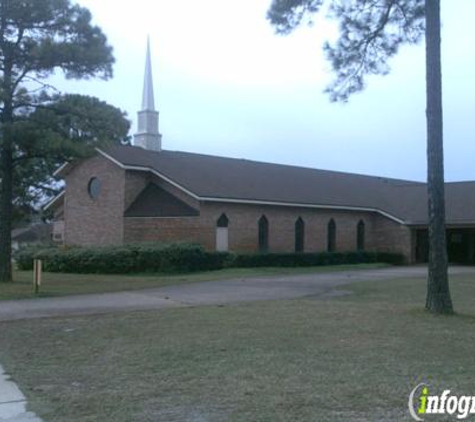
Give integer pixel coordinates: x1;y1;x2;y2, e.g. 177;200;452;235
74;145;475;226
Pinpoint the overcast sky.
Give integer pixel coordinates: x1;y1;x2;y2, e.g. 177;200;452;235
51;0;475;182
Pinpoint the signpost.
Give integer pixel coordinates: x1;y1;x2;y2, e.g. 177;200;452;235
33;259;42;294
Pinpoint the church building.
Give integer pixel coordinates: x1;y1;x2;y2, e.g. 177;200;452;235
46;42;475;264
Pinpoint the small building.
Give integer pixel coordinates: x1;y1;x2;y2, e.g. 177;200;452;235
11;223;53;250
45;43;475;264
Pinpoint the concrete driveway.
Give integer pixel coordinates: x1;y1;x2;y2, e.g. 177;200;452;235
1;266;474;322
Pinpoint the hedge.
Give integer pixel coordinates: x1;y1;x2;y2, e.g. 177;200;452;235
15;243;405;274
15;243;231;274
232;251;405;267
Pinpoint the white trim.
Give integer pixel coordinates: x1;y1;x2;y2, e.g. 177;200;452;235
377;210;406;224
124;216;200;220
199;196;406;225
53;162;70;177
96;148;126;168
128;165;200;200
96;148;406;225
43;191;65;211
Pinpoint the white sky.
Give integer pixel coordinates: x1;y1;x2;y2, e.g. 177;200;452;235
50;0;475;182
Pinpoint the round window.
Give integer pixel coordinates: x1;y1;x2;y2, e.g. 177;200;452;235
88;177;102;199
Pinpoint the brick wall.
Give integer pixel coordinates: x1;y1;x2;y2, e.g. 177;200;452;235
63;158;202;246
124;201;408;255
199;202;376;253
124;217;212;247
372;214;414;262
63;155;413;261
64;155;126;245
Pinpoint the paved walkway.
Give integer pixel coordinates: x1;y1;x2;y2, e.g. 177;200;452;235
0;365;42;422
1;266;475;322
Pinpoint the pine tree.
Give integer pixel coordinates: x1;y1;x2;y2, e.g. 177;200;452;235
0;0;114;282
267;0;453;313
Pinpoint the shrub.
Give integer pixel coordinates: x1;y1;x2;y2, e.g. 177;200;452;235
15;242;404;274
17;243;234;274
14;245;56;271
232;251;403;268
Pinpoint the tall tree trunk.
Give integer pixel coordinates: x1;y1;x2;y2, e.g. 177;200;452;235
0;136;13;282
0;58;14;283
425;0;453;314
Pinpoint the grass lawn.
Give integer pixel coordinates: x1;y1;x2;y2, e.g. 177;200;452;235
0;263;388;300
1;273;475;421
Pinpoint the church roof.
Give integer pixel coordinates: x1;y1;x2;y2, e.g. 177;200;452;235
93;145;475;226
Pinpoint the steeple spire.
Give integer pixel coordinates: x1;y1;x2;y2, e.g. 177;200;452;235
142;37;155;111
134;37;162;152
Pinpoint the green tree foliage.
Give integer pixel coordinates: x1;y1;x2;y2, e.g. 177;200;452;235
0;0;117;282
11;94;130;221
267;0;453;314
269;0;425;101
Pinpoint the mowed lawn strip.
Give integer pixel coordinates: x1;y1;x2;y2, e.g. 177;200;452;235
0;263;388;300
1;274;474;422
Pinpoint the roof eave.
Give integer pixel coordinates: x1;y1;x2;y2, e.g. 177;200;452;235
199;196;406;225
43;191;65;211
53;162;73;178
96;148;408;226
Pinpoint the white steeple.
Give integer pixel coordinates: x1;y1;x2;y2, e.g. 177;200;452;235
134;37;162;152
142;38;155;111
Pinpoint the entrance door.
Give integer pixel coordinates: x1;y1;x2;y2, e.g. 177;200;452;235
447;229;470;263
216;213;229;252
216;227;229;252
416;228;475;264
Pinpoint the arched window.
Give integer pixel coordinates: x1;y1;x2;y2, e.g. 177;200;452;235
258;215;269;252
327;219;336;252
217;213;229;228
216;213;229;251
357;220;365;251
295;217;305;253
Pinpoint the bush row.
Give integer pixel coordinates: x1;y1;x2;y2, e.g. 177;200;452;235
15;243;230;274
232;251;405;267
15;243;405;274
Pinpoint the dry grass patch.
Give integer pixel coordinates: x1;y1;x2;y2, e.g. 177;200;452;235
1;273;474;421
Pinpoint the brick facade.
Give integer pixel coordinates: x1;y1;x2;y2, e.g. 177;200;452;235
372;214;414;262
123;202;413;261
64;155;126;245
63;155;414;261
198;202;375;253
